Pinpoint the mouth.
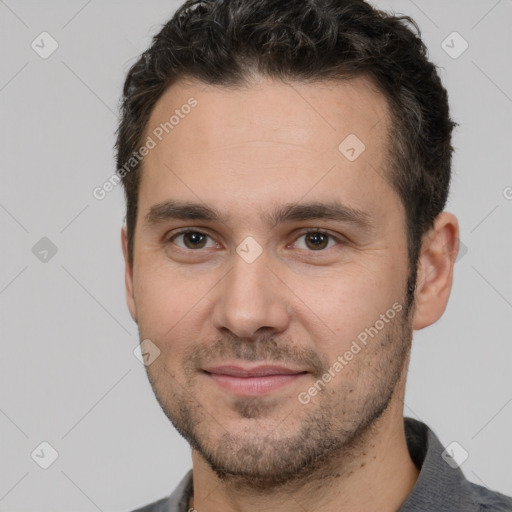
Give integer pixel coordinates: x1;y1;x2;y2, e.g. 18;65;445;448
202;364;308;396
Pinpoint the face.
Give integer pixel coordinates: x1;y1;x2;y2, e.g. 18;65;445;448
123;76;415;487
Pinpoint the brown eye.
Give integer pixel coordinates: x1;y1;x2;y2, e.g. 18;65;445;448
292;231;340;251
170;231;216;250
183;232;207;249
304;232;329;250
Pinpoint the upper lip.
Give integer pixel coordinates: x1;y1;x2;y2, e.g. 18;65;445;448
203;365;307;377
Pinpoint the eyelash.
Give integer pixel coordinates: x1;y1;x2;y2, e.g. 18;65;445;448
164;228;345;252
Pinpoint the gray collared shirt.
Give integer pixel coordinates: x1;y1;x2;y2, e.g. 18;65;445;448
131;418;512;511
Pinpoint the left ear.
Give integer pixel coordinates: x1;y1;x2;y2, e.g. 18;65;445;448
412;212;460;331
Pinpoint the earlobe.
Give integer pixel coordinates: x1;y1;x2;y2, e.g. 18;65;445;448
412;212;459;331
121;225;138;324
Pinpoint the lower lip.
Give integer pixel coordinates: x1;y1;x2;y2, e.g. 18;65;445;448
207;373;305;396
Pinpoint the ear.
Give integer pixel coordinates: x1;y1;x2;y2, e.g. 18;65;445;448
121;224;138;324
412;212;460;331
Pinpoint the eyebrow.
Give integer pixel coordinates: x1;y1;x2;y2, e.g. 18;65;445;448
144;199;375;232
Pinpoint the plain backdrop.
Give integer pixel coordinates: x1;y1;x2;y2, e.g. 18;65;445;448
0;0;511;510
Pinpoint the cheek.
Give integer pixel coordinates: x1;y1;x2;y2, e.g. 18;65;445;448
292;265;403;349
133;267;206;345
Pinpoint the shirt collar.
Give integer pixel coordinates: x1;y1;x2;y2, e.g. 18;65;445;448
399;417;479;511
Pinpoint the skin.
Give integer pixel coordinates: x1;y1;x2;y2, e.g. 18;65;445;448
121;75;459;512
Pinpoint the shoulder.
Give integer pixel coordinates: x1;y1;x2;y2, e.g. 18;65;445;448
130;496;171;512
402;418;512;512
467;480;512;511
128;470;193;512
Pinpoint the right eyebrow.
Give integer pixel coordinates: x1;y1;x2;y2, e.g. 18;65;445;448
144;199;226;226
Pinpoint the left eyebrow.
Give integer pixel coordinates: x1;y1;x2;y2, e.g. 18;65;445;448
144;199;376;233
263;201;376;233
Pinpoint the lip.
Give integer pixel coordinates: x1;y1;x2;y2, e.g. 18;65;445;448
203;365;308;396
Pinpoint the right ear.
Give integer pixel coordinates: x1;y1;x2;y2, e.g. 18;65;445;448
121;225;138;324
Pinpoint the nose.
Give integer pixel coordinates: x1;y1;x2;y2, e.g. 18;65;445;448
211;252;291;339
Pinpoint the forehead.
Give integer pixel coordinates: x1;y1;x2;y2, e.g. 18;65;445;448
138;75;400;228
146;74;390;154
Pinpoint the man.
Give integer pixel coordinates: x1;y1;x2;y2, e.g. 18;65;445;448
116;0;512;511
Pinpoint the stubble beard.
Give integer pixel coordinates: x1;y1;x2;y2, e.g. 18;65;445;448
144;303;413;492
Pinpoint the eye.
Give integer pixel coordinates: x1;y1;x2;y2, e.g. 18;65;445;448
167;230;218;250
292;230;341;251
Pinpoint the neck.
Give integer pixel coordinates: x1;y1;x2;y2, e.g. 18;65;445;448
189;394;419;512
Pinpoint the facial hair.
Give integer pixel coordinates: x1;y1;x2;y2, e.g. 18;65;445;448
143;300;413;492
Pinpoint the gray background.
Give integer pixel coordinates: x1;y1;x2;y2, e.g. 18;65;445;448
0;0;511;510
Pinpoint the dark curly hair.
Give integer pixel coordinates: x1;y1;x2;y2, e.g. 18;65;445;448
115;0;457;317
